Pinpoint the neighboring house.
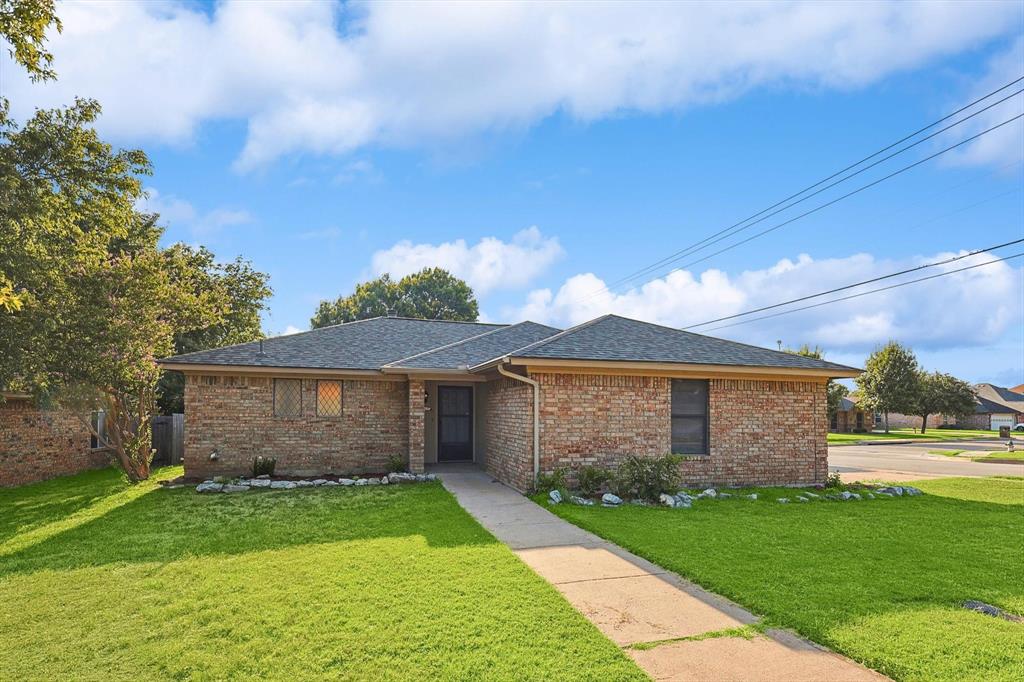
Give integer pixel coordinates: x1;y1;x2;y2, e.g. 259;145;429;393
831;396;870;433
0;393;109;487
958;383;1024;431
1009;383;1024;395
882;411;948;430
158;314;860;491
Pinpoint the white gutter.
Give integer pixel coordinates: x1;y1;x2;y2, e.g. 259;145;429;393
497;360;540;483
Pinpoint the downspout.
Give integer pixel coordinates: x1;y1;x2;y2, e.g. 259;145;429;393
497;360;540;484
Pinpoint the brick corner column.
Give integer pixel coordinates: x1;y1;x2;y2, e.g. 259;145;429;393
408;378;425;473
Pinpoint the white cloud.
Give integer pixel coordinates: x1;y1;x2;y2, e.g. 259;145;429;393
507;250;1023;353
371;226;564;294
944;37;1024;169
333;159;382;184
4;1;1019;169
137;187;252;235
281;325;303;336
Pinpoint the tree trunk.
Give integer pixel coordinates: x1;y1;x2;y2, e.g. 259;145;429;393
883;412;890;433
921;413;929;434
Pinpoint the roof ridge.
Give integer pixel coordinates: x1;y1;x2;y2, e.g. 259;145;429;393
385;316;506;326
385;321;560;368
383;323;522;367
162;316;388;361
469;315;614;369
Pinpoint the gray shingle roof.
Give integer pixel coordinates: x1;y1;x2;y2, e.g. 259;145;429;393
974;384;1024;414
160;317;504;370
387;321;561;369
498;315;860;372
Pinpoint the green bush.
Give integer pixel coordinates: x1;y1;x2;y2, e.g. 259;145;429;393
825;471;843;489
612;455;683;501
252;455;276;477
535;468;568;494
386;454;406;474
576;465;611;496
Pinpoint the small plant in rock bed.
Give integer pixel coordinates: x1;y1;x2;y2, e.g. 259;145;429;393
824;472;843;489
612;454;683;502
252;456;276;477
575;465;612;497
386;454;406;474
535;468;568;495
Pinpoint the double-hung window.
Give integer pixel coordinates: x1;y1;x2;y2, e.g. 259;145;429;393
671;379;708;455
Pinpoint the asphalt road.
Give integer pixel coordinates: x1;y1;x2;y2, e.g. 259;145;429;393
829;439;1024;482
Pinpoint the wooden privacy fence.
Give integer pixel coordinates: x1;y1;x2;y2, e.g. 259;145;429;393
151;413;184;466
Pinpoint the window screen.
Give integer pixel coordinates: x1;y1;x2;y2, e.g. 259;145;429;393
317;380;342;417
671;379;708;455
274;379;302;417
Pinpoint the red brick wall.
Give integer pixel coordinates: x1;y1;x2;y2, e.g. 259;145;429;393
0;400;109;487
885;412;944;429
184;374;409;480
484;377;534;491
957;413;991;430
533;372;828;488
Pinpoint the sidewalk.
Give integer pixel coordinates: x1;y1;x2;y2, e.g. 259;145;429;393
435;464;886;681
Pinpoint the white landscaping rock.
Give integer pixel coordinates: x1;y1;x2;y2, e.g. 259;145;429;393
570;495;595;506
323;480;339;486
196;482;223;493
296;480;314;488
311;479;328;486
777;498;790;504
601;493;622;506
659;493;678;508
745;493;758;501
270;480;296;490
549;490;563;504
248;479;271;488
701;488;717;498
222;484;249;493
340;479;356;486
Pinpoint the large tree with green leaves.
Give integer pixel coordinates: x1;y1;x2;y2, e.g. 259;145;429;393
911;371;977;434
155;244;272;414
856;341;921;433
311;267;479;328
1;2;247;480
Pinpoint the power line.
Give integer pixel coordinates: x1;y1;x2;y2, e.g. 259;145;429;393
700;251;1024;333
646;112;1024;280
599;84;1024;296
572;76;1024;304
685;238;1024;329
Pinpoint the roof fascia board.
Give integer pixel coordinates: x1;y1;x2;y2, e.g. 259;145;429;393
510;357;861;379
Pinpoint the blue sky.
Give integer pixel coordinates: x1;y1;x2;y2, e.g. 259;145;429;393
4;1;1023;385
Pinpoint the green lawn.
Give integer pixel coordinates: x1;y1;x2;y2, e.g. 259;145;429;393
972;451;1024;462
829;428;1008;445
542;477;1024;682
0;467;644;681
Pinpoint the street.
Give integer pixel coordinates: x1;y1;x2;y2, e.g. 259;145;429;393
829;439;1024;482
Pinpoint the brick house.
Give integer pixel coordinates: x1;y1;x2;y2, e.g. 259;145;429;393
0;393;109;487
958;384;1024;431
831;396;870;433
159;314;860;491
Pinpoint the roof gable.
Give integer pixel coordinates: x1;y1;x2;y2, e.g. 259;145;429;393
501;314;859;372
160;317;504;370
975;383;1024;414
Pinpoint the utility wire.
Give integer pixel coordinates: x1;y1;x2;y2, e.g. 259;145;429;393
572;76;1024;304
701;251;1024;333
685;237;1024;329
598;84;1024;296
650;112;1024;280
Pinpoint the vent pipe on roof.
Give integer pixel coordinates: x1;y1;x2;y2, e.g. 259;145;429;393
257;339;265;357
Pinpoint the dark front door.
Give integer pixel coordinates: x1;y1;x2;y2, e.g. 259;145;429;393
438;386;473;462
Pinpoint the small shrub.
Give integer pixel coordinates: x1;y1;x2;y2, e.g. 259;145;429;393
613;454;683;501
535;468;568;494
252;455;276;477
824;471;843;489
576;465;611;496
386;454;406;474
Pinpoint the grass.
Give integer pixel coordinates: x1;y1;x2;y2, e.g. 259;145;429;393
0;467;644;681
541;477;1024;682
972;451;1024;462
828;428;1008;445
927;449;965;457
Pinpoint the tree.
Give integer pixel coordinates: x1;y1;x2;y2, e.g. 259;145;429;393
1;21;226;481
856;341;920;433
155;244;272;414
311;267;479;328
785;344;848;419
0;0;60;83
912;371;977;434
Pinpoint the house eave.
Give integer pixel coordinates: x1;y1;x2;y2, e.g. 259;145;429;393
489;356;861;380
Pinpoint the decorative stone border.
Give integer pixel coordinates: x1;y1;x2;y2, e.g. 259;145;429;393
195;472;438;493
547;485;924;508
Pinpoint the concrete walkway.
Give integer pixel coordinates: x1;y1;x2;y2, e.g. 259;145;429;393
434;464;886;681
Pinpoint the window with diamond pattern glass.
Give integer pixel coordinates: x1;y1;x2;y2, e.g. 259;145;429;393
317;380;342;417
274;378;302;417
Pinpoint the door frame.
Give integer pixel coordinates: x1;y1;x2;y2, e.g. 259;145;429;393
436;384;475;462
